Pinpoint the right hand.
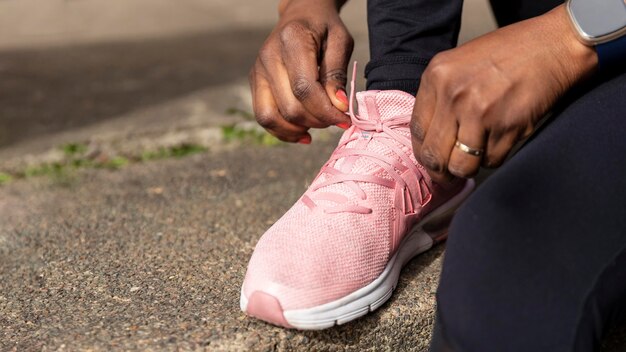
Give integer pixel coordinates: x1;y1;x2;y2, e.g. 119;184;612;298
249;0;354;144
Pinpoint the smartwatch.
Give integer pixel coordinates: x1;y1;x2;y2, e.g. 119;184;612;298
566;0;626;72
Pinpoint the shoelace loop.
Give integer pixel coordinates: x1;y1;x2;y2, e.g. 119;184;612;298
300;63;429;215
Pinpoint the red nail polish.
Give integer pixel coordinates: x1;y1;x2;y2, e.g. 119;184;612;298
337;123;350;129
298;135;311;144
336;89;349;105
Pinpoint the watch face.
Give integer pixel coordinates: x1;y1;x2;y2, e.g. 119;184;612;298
568;0;626;44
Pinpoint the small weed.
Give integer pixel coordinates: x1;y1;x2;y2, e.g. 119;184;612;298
71;158;94;168
141;150;167;161
102;156;129;170
22;162;75;186
61;142;87;156
141;144;207;161
24;162;66;178
221;125;281;146
0;172;12;185
169;144;207;157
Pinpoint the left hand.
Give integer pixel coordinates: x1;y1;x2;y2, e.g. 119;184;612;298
411;5;598;183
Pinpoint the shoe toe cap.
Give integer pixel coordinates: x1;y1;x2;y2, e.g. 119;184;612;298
242;290;292;328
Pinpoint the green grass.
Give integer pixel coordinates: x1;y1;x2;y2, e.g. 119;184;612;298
24;163;66;178
0;142;210;186
141;144;207;161
221;125;281;146
223;107;282;145
61;142;87;156
0;172;12;185
22;162;76;186
102;156;129;169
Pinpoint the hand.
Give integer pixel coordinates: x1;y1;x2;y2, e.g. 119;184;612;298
411;5;598;183
250;0;354;144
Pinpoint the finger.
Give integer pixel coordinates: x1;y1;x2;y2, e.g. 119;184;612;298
410;79;436;160
257;42;326;129
448;121;487;178
319;25;354;113
418;103;459;184
482;130;519;168
266;61;328;129
251;68;311;143
279;22;350;126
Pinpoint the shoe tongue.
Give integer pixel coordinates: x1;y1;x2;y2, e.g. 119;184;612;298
355;90;415;122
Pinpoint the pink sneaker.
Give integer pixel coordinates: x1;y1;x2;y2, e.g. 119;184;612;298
240;65;474;330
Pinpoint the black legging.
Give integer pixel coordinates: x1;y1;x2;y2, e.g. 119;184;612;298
366;0;626;351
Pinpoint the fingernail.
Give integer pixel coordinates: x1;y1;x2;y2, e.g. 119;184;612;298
298;135;311;144
335;89;349;105
337;123;350;129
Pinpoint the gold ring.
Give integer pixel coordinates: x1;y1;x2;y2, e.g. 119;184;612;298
455;140;484;157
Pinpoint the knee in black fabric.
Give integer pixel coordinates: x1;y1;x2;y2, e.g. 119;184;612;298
433;195;510;352
433;178;574;351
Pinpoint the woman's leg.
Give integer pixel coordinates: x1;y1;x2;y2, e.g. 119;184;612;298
366;0;566;94
366;0;463;95
431;72;626;351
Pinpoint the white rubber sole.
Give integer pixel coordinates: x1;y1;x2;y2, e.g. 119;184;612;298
241;179;475;330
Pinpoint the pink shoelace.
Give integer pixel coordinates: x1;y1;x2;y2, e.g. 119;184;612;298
301;63;431;215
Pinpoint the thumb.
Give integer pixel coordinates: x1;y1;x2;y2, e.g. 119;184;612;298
320;26;354;115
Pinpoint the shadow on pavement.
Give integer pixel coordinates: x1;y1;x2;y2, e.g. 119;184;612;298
0;26;271;148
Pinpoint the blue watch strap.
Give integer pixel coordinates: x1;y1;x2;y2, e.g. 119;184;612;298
596;35;626;73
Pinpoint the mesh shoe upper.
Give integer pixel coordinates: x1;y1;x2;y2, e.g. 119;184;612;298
243;89;443;310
